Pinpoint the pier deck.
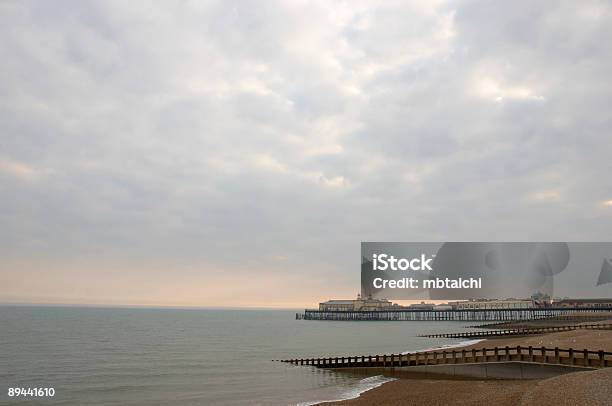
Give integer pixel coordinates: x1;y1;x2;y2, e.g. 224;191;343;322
296;307;612;321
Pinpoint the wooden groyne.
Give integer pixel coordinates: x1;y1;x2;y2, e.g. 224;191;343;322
420;323;612;339
296;307;612;322
279;346;612;369
466;314;612;329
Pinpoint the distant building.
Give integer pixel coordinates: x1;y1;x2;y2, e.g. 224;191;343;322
448;298;534;310
408;302;434;310
318;294;400;311
553;298;612;308
531;291;552;307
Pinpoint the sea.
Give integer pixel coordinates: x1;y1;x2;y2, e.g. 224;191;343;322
0;306;480;405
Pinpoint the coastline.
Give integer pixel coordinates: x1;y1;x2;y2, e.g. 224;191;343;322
299;338;486;405
315;318;612;405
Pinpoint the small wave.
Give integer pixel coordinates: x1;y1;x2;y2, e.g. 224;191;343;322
294;375;396;406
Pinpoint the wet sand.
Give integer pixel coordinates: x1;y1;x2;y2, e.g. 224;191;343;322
319;321;612;406
321;378;539;406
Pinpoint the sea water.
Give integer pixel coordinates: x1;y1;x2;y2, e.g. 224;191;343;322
0;306;477;405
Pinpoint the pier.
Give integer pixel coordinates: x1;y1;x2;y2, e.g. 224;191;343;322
296;307;612;321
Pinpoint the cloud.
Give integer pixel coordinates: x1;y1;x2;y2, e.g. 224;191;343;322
1;0;612;305
0;157;39;180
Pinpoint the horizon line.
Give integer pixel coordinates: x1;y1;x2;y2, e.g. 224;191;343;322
0;302;305;311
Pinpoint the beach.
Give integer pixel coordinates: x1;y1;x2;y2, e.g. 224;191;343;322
320;319;612;406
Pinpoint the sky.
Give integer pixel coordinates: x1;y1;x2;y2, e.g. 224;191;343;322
1;0;611;308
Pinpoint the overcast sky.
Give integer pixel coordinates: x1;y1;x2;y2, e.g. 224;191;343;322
1;1;611;307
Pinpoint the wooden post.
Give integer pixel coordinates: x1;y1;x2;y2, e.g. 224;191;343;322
517;346;522;361
569;348;574;365
541;347;546;363
376;354;379;366
472;348;477;362
335;357;339;367
462;349;466;363
505;346;510;361
341;356;345;367
554;347;560;364
452;350;456;364
599;351;605;367
528;346;533;362
583;349;589;367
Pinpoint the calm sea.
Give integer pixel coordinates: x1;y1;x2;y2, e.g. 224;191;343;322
0;306;476;405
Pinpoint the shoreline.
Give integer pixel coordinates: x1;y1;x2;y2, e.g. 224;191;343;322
302;338;487;405
315;318;612;405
